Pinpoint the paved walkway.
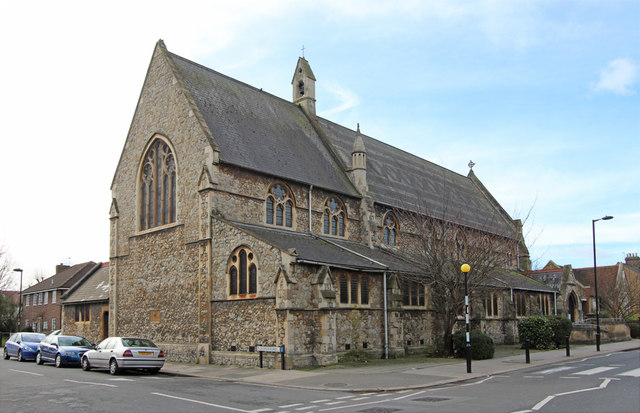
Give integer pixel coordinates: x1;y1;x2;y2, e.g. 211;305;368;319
161;339;639;392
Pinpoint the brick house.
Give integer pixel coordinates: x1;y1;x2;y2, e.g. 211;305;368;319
61;262;109;344
109;40;538;367
21;262;97;334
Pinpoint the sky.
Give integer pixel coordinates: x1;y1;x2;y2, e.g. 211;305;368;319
1;0;638;288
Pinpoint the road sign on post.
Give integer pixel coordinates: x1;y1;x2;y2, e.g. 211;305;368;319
257;345;285;370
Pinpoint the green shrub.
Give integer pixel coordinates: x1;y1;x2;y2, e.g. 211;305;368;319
629;321;640;339
518;316;554;350
546;315;573;348
452;330;495;360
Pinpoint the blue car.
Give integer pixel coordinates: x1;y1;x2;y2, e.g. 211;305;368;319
36;334;93;367
3;333;46;361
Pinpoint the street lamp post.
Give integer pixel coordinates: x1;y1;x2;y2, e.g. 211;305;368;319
13;268;23;332
592;215;613;351
461;263;471;373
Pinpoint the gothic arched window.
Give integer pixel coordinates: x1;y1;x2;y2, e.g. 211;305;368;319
228;247;258;298
139;137;177;230
323;197;346;237
265;183;294;228
383;212;398;246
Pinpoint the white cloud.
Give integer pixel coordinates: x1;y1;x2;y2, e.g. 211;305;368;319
593;58;638;95
318;85;360;117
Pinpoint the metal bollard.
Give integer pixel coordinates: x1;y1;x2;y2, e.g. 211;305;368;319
525;340;530;364
565;336;570;357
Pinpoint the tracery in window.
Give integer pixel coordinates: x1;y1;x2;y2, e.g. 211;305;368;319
228;247;258;298
323;197;346;237
139;138;177;230
265;183;294;228
383;212;398;246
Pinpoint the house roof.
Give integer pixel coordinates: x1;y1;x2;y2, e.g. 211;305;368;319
62;263;109;304
22;262;98;294
524;268;564;290
164;42;517;238
233;222;418;273
573;265;618;289
487;271;557;293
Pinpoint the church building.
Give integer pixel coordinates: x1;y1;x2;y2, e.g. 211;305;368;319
109;40;532;367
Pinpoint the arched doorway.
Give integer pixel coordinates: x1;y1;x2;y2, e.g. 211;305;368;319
568;293;578;322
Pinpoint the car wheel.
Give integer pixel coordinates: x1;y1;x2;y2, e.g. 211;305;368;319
109;359;120;375
81;356;91;371
17;350;24;362
35;352;43;365
55;353;63;368
3;348;9;360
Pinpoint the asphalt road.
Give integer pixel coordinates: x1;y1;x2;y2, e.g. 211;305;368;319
1;350;638;412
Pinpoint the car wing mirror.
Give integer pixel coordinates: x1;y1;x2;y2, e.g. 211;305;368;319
53;343;58;348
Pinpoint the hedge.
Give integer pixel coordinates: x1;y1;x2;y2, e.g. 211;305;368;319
518;315;554;350
452;330;495;360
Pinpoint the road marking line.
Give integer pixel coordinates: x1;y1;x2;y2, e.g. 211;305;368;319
335;395;355;400
560;376;581;379
462;376;494;386
325;400;345;405
619;368;640;378
573;366;616;375
9;369;43;376
530;378;613;411
279;403;303;408
319;398;394;411
537;366;574;375
64;379;117;388
310;399;331;403
107;378;134;381
393;390;426;401
359;392;375;396
151;392;251;412
251;409;273;413
293;406;314;411
352;397;370;401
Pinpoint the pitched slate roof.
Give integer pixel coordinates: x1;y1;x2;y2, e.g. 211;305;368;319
22;262;98;294
234;222;418;273
168;51;359;198
524;268;564;290
487;271;557;293
164;43;516;237
62;263;109;304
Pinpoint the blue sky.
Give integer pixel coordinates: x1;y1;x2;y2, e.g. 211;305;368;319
1;0;638;286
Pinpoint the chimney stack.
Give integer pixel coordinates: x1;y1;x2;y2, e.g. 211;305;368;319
56;263;70;273
625;253;639;269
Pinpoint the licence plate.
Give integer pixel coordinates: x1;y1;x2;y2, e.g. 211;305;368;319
138;351;153;356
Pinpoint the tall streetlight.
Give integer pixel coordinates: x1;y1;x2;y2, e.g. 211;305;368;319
13;268;23;332
461;263;471;373
592;215;613;351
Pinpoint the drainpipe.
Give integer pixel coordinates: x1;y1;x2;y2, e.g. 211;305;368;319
308;185;313;233
383;272;389;360
554;292;557;315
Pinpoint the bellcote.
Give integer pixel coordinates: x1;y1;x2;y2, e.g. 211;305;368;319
350;124;368;193
292;57;316;115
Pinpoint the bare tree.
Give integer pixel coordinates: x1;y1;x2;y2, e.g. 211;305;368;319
599;271;640;320
393;177;528;354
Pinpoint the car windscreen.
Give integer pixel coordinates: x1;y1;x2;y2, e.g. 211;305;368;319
22;334;45;342
121;338;157;348
58;336;92;347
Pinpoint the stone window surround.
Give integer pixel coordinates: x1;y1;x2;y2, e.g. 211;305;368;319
382;211;399;247
484;292;500;318
402;280;426;307
228;246;259;299
515;292;527;317
265;182;295;228
137;134;178;232
322;196;347;238
338;273;369;306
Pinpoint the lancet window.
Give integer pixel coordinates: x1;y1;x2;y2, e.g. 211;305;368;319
139;138;177;230
383;212;398;246
265;183;294;227
228;247;258;299
323;197;346;237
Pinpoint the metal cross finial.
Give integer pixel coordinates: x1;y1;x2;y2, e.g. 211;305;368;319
468;160;475;170
301;45;305;58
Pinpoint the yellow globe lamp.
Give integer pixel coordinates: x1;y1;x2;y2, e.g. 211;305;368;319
461;264;470;273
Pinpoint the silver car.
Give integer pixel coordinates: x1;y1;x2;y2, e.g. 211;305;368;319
81;337;164;375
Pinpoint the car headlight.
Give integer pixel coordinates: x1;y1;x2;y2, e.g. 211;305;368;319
24;346;35;351
63;351;77;356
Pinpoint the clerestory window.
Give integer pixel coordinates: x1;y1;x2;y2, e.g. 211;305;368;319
228;247;258;299
323;197;346;237
265;183;294;228
139;137;177;231
383;212;398;246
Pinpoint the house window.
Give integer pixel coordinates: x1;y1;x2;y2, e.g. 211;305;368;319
383;212;398;246
25;319;29;328
52;291;56;304
52;318;56;330
228;247;258;298
339;273;368;305
75;304;91;322
139;137;177;230
402;280;425;306
265;183;294;227
515;293;526;317
43;320;48;330
44;292;48;305
323;197;346;237
484;293;499;317
38;293;43;305
26;295;30;306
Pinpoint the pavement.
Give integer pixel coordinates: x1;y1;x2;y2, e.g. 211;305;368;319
161;339;640;392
